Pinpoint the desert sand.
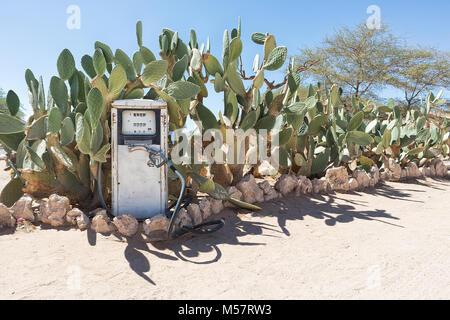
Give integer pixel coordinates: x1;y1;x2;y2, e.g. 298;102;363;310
0;156;449;300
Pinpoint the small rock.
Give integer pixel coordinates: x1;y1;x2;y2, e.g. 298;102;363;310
187;199;203;225
430;165;436;177
296;176;313;195
430;158;439;176
38;194;71;227
434;160;447;177
275;174;298;196
311;179;322;194
0;204;16;228
348;178;359;191
419;167;427;177
10;195;35;221
143;214;170;240
76;213;90;230
66;208;84;226
353;170;370;189
184;203;201;226
258;181;280;201
401;168;407;180
90;209;115;234
236;175;264;203
388;159;402;181
175;208;193;228
325;167;349;192
198;198;212;220
255;160;278;176
225;186;243;208
185;203;203;222
406;162;420;179
405;167;411;179
113;214;139;237
321;177;333;193
380;170;392;181
370;166;380;184
209;199;224;216
369;176;376;188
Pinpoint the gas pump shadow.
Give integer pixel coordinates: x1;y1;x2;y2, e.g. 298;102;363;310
86;228;97;246
149;209;275;265
95;208;282;280
116;212;269;281
120;233;178;285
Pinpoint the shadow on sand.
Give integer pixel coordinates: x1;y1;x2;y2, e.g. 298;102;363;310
113;181;424;283
6;179;440;285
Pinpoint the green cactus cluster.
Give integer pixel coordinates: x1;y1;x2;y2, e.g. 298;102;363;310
0;19;448;208
275;82;449;177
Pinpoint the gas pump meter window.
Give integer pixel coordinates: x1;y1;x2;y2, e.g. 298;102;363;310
121;110;156;135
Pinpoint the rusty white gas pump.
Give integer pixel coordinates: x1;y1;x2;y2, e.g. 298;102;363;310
107;99;224;239
111;99;169;219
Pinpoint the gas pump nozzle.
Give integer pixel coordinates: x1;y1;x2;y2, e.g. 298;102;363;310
128;144;169;168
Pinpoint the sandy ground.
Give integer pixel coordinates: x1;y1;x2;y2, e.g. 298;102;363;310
0;156;449;300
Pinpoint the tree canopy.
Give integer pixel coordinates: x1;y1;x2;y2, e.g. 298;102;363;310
388;48;449;108
294;23;450;106
0;88;24;118
0;88;8;113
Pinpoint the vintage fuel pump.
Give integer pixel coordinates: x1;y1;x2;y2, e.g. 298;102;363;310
111;99;169;219
107;99;223;239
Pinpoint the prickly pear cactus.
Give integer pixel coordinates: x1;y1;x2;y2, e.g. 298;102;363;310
0;19;448;209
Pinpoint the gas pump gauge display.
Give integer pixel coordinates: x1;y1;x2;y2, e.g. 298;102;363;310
121;110;156;135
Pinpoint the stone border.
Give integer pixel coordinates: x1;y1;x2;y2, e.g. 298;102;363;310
0;159;449;241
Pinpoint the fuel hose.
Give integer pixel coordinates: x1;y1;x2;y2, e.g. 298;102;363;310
97;153;224;240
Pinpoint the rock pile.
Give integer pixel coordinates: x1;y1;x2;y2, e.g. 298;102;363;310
1;159;448;243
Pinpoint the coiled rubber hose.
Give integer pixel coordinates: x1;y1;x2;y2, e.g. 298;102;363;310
97;161;224;240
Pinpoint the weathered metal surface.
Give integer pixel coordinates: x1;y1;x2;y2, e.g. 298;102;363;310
111;100;168;219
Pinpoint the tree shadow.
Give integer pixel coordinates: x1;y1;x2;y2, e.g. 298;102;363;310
250;191;403;237
5;178;443;282
364;182;426;202
147;186;404;264
5;176;445;289
97;181;411;275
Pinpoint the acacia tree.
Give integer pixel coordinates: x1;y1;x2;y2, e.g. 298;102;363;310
0;89;6;112
388;48;450;109
294;23;400;99
0;88;24;118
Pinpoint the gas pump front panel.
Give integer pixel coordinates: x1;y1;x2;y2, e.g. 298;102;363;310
117;109;161;146
121;110;157;135
111;100;168;219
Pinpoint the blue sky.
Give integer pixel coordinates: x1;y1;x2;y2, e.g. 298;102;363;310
1;0;449;118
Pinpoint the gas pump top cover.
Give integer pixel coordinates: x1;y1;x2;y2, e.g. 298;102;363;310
111;99;167;109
